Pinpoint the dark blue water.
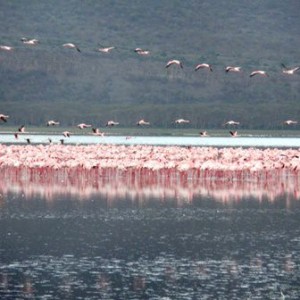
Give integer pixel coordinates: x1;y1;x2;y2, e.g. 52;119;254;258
1;175;300;299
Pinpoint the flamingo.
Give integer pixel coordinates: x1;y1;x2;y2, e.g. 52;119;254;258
77;123;92;129
25;138;31;144
63;43;81;52
199;131;208;137
106;120;119;127
166;60;183;68
92;128;104;136
60;139;65;144
281;64;300;75
229;131;238;137
136;119;150;126
224;120;240;126
134;48;150;55
175;119;190;124
225;66;241;73
47;120;60;126
98;46;115;53
18;125;26;133
21;38;39;45
14;133;19;139
63;131;71;138
283;120;298;125
195;63;212;71
0;114;9;122
250;70;269;77
0;46;13;51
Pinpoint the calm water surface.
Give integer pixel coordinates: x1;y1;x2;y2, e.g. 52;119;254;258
1;169;300;299
2;133;300;147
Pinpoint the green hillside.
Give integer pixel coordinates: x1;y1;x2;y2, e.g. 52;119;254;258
0;0;299;128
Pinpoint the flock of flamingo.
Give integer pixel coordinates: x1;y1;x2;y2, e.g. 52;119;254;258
1;37;300;179
1;111;300;180
0;142;299;181
0;112;299;145
0;37;299;77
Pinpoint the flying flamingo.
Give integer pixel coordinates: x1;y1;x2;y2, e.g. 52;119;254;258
223;120;240;126
199;131;208;137
281;64;300;75
134;48;150;55
92;128;105;136
98;46;115;53
175;119;190;124
18;125;26;133
250;70;269;77
63;131;71;137
283;120;298;125
230;131;238;137
47;120;60;126
106;120;119;127
136;119;150;126
0;46;14;51
63;43;81;52
77;123;92;129
166;60;183;68
195;63;213;71
225;66;241;73
21;38;39;45
0;114;9;122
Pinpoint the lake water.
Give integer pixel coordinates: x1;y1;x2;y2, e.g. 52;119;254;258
2;133;300;148
1;167;300;299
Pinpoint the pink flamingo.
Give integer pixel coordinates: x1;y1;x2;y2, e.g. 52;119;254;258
134;48;150;55
283;120;298;125
92;128;105;136
225;66;241;73
106;120;119;127
281;64;300;75
195;63;212;71
0;114;9;122
136;119;150;126
47;120;60;126
98;47;115;53
230;131;238;137
77;123;92;129
0;46;13;51
250;70;269;77
63;131;71;138
166;60;183;68
63;43;81;52
175;119;190;124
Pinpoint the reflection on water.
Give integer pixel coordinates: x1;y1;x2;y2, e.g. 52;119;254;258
1;168;300;299
0;167;300;206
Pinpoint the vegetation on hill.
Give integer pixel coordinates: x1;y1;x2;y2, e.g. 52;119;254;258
0;1;299;129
